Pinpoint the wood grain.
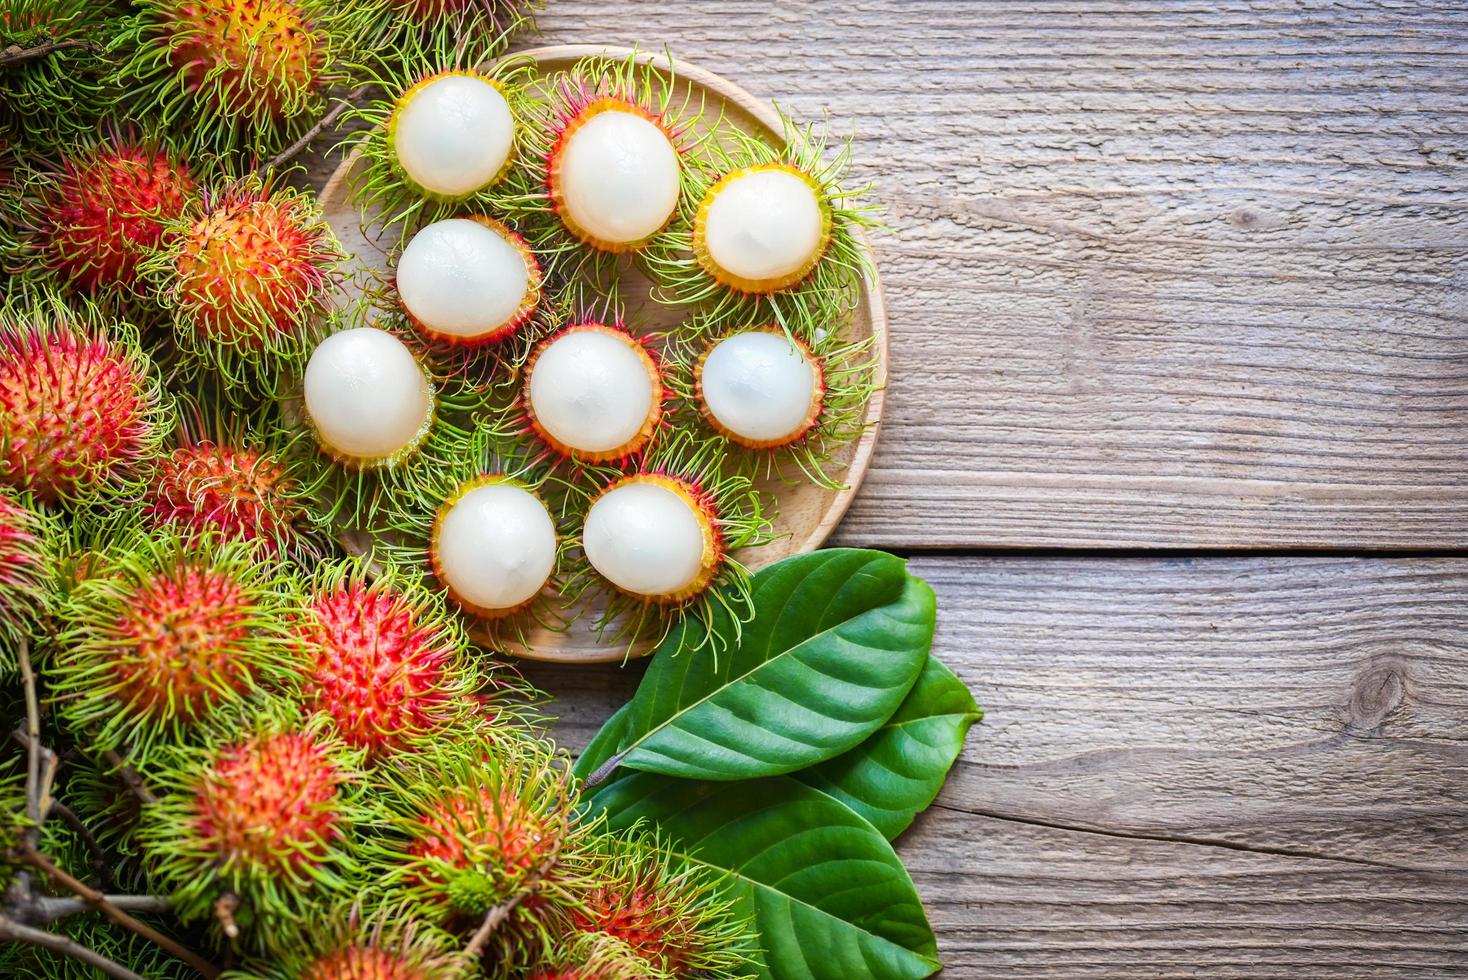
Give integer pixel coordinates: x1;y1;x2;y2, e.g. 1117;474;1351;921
506;0;1468;550
525;556;1468;978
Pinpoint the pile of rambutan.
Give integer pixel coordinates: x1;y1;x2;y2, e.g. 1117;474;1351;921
0;9;884;980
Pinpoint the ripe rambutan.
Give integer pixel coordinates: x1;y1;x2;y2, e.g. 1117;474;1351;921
646;113;878;336
396;216;543;348
9;133;196;296
0;296;170;507
296;561;482;760
233;902;466;980
116;0;365;158
146;403;318;557
0;488;52;673
0;0;117;148
140;710;372;950
146;177;343;394
565;432;769;653
522;320;665;465
48;529;303;762
525;932;677;980
372;736;584;964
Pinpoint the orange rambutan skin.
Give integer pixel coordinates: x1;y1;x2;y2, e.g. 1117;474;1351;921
41;143;194;293
161;0;324;117
409;787;552;890
112;565;254;723
301;946;428;980
193;731;343;875
149;442;300;552
299;581;458;758
174;190;332;347
0;328;151;504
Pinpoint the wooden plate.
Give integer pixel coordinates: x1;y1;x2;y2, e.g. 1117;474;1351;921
318;45;888;664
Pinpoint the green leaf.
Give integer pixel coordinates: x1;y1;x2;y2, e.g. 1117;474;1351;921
795;656;981;840
588;549;936;785
572;700;631;783
587;771;941;980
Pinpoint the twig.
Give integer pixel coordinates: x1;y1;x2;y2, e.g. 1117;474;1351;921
213;892;240;940
18;639;41;827
19;844;221;979
45;800;110;888
263;82;373;172
30;894;171;925
0;39;97;70
0;912;146;980
463;841;564;959
103;749;157;805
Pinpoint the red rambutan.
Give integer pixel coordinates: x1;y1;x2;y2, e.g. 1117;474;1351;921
24;137;195;295
0;488;51;669
0;300;169;506
297;565;475;759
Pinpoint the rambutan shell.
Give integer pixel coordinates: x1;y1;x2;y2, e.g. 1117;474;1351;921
161;0;325;119
148;441;301;552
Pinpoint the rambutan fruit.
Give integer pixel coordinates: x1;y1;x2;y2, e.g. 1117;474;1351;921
0;295;171;507
295;560;486;760
139;710;373;950
565;832;756;979
371;735;586;964
500;52;711;296
346;59;533;241
525;932;677;980
565;431;769;653
0;488;53;674
673;323;878;489
645;113;878;336
354;0;533;62
396;216;542;347
0;0;118;148
521;320;665;466
384;428;565;645
114;0;367;159
146;401;320;557
48;528;304;763
146;176;343;394
232;901;467;980
7;132;197;297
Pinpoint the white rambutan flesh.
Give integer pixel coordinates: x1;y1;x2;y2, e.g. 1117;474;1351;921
393;72;514;197
583;481;706;598
528;328;656;456
433;481;557;614
397;218;532;341
304;328;432;465
556;108;680;246
703;167;826;283
700;331;820;444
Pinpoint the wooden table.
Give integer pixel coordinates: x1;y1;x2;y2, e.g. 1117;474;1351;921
311;3;1468;975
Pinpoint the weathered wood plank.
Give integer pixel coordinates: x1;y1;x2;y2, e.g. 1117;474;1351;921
509;0;1468;549
524;556;1468;977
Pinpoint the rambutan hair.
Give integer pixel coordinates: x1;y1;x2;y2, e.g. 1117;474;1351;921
228;900;468;980
138;708;376;952
352;0;535;65
644;111;879;338
48;527;305;763
295;558;493;761
144;175;344;397
0;294;172;507
0;488;54;674
113;0;371;160
5;130;197;298
0;0;118;149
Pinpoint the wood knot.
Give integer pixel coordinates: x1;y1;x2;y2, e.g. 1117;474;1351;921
1345;657;1407;732
1228;207;1261;229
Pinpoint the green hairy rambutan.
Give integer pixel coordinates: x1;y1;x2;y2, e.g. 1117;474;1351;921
354;0;534;64
0;0;119;148
113;0;371;159
226;902;467;980
139;709;375;951
144;176;344;395
6;131;197;298
48;528;303;762
0;488;53;673
0;295;171;507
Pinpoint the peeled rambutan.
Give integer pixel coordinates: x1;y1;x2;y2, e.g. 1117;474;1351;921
17;136;195;295
297;563;477;759
49;530;302;761
147;178;342;392
140;712;370;949
0;298;169;506
0;488;51;671
146;407;314;556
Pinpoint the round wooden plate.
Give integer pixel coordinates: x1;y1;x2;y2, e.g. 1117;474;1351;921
318;45;888;664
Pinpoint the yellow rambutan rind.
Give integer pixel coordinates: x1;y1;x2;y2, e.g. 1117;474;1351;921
691;163;834;295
